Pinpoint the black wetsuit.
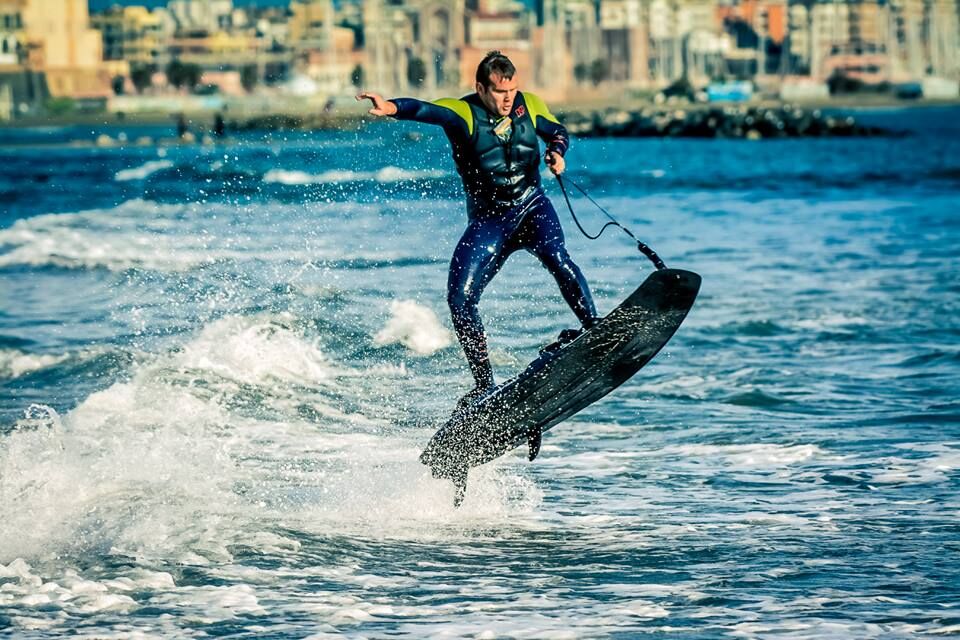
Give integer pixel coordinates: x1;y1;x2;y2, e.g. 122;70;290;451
392;91;597;389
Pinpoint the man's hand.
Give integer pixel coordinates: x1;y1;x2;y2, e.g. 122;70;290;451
355;92;397;117
545;150;566;175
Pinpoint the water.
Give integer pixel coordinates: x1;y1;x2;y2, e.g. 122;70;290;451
1;107;958;637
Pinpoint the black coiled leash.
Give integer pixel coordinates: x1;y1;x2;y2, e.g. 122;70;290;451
556;174;667;271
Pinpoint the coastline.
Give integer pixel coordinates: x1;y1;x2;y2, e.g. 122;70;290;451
0;96;957;148
3;94;959;127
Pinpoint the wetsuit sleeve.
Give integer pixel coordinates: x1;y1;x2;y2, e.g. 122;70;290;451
390;98;472;136
524;92;570;157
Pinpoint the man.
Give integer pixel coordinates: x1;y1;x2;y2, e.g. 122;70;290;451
357;51;598;408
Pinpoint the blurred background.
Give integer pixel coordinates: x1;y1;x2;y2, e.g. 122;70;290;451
0;0;958;123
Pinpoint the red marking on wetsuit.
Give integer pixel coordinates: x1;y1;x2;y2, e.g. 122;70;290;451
514;105;526;118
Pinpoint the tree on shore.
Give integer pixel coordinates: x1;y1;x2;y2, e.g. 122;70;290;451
241;64;258;93
574;62;588;84
589;59;609;86
166;59;202;91
45;97;75;116
111;75;125;95
130;64;154;94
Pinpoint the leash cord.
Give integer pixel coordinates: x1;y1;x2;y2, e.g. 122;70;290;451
555;174;667;270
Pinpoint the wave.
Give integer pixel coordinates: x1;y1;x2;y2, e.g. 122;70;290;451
0;348;70;379
0;199;317;273
791;314;869;331
0;199;201;272
175;312;344;388
661;443;826;468
576;165;960;192
0;310;535;565
263;167;448;185
893;350;959;368
114;160;174;182
373;299;453;356
723;389;793;407
865;443;960;486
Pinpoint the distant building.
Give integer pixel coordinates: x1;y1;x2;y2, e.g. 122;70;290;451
289;0;361;93
0;0;24;66
15;0;111;99
821;0;890;83
363;0;466;94
289;0;336;52
90;5;169;70
168;0;235;34
463;3;531;90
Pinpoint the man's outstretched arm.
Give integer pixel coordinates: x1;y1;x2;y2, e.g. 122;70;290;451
356;92;470;133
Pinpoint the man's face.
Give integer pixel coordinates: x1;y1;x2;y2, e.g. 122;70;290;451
477;73;519;117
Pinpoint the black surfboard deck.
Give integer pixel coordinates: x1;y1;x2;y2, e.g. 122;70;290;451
420;268;701;505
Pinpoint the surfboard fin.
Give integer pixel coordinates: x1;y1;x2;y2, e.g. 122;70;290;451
527;426;543;461
452;467;468;507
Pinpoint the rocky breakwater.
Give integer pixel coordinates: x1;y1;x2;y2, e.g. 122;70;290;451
562;105;896;139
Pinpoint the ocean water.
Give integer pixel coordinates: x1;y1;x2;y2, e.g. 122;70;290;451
0;106;958;638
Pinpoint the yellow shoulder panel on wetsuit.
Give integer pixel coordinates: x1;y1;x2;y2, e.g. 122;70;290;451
432;98;474;136
522;92;560;126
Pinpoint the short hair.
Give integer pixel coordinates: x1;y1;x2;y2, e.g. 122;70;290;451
476;51;516;87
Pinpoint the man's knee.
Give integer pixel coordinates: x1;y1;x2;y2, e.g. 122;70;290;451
447;282;479;316
540;245;575;273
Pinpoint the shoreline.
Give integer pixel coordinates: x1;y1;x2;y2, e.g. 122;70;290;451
0;98;954;148
2;96;958;130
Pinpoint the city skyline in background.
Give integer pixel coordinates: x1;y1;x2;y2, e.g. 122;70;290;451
1;0;958;122
89;0;290;9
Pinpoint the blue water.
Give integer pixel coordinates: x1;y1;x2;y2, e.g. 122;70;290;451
1;107;958;637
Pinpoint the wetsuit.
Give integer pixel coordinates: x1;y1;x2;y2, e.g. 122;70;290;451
392;91;598;390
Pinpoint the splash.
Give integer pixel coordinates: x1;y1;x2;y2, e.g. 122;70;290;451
373;299;453;355
0;311;536;567
263;167;447;185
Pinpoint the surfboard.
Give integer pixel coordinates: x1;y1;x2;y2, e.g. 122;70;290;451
420;267;701;505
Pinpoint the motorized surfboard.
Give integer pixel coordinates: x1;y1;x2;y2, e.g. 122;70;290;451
420;267;701;506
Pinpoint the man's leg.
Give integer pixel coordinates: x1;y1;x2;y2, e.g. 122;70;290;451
515;195;599;327
447;219;511;392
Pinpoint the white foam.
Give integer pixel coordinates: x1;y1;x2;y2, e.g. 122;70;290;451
793;313;869;331
664;443;825;467
147;584;265;622
114;159;173;182
0;559;147;616
0;348;70;378
867;443;960;485
373;299;453;355
0;309;539;566
0;306;552;634
0;199;326;272
263;166;447;185
0;200;226;271
176;312;338;387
